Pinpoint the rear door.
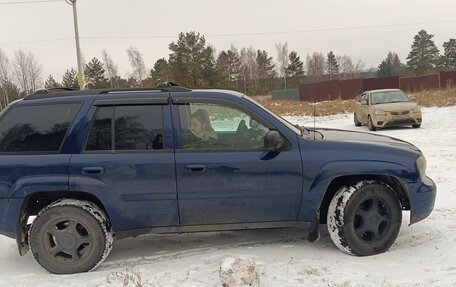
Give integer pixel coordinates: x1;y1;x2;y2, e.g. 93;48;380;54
172;93;303;225
69;94;179;231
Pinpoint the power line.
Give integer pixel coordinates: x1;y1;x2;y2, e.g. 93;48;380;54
0;37;73;45
81;20;456;39
1;20;455;46
0;0;63;5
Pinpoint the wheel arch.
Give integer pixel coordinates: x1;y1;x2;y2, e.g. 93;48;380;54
16;190;108;256
318;174;410;224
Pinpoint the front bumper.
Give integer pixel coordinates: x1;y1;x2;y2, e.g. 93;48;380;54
372;112;422;128
406;176;437;225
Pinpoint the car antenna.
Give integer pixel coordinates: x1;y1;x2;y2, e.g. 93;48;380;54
313;94;316;140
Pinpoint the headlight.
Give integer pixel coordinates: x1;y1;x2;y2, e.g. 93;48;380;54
416;154;427;180
374;109;386;116
413;106;421;113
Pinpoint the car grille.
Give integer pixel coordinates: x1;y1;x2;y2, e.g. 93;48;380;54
390;111;410;115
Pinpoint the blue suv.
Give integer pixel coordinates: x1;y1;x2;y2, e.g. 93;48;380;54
0;84;436;274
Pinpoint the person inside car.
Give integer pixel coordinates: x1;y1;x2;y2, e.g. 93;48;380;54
190;109;218;141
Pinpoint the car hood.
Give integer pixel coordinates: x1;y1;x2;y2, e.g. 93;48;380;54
310;128;420;152
372;102;417;112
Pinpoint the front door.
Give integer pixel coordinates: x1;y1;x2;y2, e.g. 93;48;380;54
173;98;303;225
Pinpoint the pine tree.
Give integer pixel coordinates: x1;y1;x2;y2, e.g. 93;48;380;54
169;31;216;88
150;58;172;85
378;59;393;77
61;68;79;89
406;30;440;75
287;51;304;88
84;57;109;89
326;51;339;80
44;75;61;89
378;52;403;77
216;50;242;89
441;39;456;71
256;50;276;92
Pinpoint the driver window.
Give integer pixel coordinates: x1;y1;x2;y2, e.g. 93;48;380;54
178;103;269;150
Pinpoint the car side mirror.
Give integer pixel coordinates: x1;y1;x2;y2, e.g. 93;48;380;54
361;100;368;105
264;130;287;152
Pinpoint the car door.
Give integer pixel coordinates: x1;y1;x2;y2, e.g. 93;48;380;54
172;94;303;225
359;93;369;124
69;95;179;231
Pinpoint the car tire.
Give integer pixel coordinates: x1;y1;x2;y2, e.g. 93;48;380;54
412;124;421;128
368;116;376;131
327;180;402;256
354;113;362;127
29;199;113;274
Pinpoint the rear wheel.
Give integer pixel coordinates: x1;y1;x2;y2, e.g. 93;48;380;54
29;199;113;274
327;180;402;256
368;116;376;131
354;113;361;127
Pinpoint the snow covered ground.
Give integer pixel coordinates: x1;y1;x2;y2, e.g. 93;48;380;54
1;106;455;287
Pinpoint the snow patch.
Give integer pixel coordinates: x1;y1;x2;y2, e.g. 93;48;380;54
220;256;260;287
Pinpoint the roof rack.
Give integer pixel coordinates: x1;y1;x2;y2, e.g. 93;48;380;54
100;82;191;94
24;82;191;100
33;87;77;94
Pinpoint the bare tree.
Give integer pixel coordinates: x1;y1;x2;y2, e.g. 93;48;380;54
336;55;365;79
306;52;325;83
337;55;354;79
126;46;146;87
12;49;42;93
13;49;30;93
101;49;119;88
0;48;11;109
275;42;289;89
240;47;258;94
27;53;43;92
354;59;366;78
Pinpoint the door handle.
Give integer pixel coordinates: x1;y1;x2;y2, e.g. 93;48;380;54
82;167;105;175
185;164;207;172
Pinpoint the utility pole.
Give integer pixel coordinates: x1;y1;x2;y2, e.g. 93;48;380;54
67;0;84;89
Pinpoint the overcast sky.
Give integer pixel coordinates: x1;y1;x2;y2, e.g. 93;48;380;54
0;0;455;82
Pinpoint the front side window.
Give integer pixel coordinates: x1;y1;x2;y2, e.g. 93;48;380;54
178;102;270;150
0;103;81;152
85;105;164;151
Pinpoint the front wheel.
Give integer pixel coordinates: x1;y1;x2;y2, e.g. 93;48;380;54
368;116;377;131
412;124;421;128
29;199;113;274
327;180;402;256
354;113;361;127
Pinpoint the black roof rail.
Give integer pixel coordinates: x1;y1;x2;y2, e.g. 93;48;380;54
33;87;78;94
24;82;191;100
100;82;191;93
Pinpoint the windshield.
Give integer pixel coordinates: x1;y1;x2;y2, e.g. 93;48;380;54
243;96;302;135
370;90;411;105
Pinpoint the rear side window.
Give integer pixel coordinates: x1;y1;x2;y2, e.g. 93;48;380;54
0;103;81;152
85;105;164;151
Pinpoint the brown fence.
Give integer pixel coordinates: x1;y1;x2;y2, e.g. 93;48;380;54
298;71;456;102
440;71;456;88
399;74;440;93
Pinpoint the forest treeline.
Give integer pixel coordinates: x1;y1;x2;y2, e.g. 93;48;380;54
0;29;455;110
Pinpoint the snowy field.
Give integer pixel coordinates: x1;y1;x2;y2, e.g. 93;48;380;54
1;106;455;287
